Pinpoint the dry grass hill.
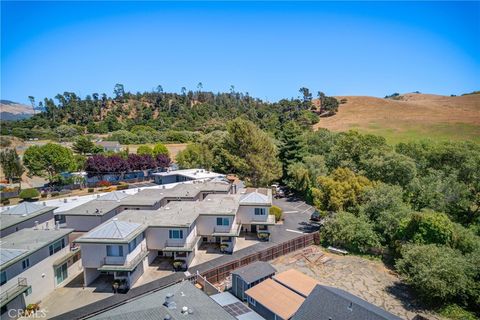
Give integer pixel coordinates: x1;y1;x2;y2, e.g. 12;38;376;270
314;93;480;144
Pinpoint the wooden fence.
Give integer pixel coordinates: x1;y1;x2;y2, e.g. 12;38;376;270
194;232;320;284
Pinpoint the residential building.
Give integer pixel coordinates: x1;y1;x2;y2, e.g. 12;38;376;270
237;188;274;235
231;261;276;301
0;228;80;319
88;280;236;320
0;202;57;237
75;187;275;288
57;181;232;232
245;278;305;320
273;269;319;298
292;284;402;320
152;168;225;184
95;141;121;153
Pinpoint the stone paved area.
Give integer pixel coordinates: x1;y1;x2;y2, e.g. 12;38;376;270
271;246;442;320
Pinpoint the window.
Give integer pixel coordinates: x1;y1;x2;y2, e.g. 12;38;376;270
22;258;30;270
49;238;66;256
247;296;256;306
55;263;68;285
128;238;137;253
169;230;183;239
106;245;124;257
216;218;229;226
254;208;266;215
0;271;6;285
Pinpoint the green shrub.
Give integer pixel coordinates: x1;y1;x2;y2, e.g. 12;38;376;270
0;136;12;148
41;193;48;198
116;184;129;190
19;188;40;200
88;188;94;193
1;199;10;205
270;205;283;222
439;304;477;320
51;191;60;197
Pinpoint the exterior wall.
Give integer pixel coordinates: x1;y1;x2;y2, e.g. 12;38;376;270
2;294;26;320
0;239;71;307
154;175;191;185
237;205;270;225
1;210;55;237
196;216;235;236
79;243;116;268
84;268;100;286
145;227;191;250
65;215;103;232
247;299;277;320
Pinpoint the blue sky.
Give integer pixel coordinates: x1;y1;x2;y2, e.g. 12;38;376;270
2;1;479;104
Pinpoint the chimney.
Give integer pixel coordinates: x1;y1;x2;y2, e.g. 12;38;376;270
163;293;176;309
34;221;39;230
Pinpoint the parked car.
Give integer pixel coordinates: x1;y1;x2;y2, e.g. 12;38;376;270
310;210;322;222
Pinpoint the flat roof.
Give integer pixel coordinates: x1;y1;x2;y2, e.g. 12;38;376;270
119;194;239;228
152;168;225;180
0;202;57;230
245;278;305;319
0;228;73;270
273;269;320;297
60;181;231;215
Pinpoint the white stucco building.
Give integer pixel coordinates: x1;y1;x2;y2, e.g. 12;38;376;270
0;227;81;319
75;185;274;289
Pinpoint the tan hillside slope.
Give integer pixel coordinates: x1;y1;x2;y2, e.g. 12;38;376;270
314;93;480;144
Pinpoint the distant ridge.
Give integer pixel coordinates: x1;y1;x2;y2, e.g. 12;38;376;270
0;100;34;121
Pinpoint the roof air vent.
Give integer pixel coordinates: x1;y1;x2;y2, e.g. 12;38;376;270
163;293;176;309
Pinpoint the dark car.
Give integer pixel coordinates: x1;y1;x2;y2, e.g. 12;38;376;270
310;210;322;222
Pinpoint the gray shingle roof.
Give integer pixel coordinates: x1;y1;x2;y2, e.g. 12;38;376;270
231;261;277;284
91;281;236;320
292;285;402;320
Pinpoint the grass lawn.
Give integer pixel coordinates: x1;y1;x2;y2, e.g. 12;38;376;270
350;122;480;145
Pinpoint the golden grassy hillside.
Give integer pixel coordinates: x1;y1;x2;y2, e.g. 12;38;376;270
314;93;480;144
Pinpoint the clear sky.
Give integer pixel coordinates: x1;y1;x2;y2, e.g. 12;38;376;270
2;1;479;104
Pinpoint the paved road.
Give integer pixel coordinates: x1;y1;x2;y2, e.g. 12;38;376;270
273;196;320;235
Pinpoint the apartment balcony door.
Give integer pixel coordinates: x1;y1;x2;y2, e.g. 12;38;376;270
55;263;68;285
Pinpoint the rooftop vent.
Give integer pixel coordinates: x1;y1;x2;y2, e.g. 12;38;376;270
181;306;188;314
43;202;47;206
34;221;39;230
163;293;176;309
347;301;353;311
55;221;60;230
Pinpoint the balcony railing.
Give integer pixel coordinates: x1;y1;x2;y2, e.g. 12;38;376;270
99;249;148;272
164;236;200;251
213;223;241;235
1;278;29;307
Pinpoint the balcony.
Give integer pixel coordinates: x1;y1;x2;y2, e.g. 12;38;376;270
1;278;31;308
251;214;276;225
98;249;149;272
212;223;242;237
163;236;200;252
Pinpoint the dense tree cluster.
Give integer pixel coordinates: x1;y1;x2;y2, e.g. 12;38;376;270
0;86;340;141
283;129;480;314
85;153;170;175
